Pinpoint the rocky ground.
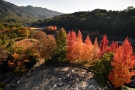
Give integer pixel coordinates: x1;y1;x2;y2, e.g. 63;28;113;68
11;65;109;90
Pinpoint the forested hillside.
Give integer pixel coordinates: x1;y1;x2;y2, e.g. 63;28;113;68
34;6;135;37
20;5;63;18
0;0;63;24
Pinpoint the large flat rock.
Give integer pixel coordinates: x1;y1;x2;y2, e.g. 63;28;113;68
13;66;109;90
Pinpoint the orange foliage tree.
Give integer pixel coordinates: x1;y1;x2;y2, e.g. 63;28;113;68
109;41;118;53
99;35;109;57
8;53;29;71
92;37;100;61
82;35;99;63
73;30;84;61
67;30;99;64
108;38;135;88
33;34;56;60
67;30;84;62
67;30;76;60
46;25;57;31
82;35;93;62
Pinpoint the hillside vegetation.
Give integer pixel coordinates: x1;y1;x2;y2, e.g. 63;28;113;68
0;24;135;89
34;6;135;37
0;0;63;24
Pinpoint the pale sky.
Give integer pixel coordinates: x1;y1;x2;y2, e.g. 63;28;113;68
5;0;135;13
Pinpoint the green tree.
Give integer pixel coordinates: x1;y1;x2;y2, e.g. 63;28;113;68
55;28;67;63
92;52;114;86
18;27;30;38
0;24;5;30
0;82;5;90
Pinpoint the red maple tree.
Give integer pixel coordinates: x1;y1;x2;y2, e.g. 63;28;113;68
108;38;135;88
100;35;109;56
73;30;84;61
67;31;77;60
109;41;118;53
92;37;100;60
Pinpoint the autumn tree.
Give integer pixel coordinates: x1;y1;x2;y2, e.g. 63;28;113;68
67;30;77;60
34;30;47;39
8;53;29;71
31;30;56;60
108;41;118;53
17;27;30;38
33;34;56;60
92;37;100;62
71;30;84;62
0;42;9;66
46;25;57;31
67;30;99;64
82;35;93;62
99;35;109;58
108;38;135;88
100;35;109;56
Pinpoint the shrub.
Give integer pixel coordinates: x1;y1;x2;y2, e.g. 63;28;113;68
0;82;5;89
92;52;114;86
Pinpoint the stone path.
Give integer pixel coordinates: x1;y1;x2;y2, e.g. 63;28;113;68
0;73;21;90
0;58;45;90
4;77;21;90
0;74;5;81
12;66;109;90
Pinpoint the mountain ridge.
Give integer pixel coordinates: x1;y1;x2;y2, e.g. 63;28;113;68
20;5;63;17
0;0;63;24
